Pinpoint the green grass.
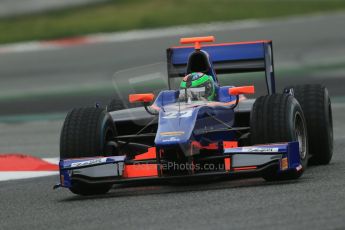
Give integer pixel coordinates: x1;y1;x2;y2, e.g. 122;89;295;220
1;0;345;44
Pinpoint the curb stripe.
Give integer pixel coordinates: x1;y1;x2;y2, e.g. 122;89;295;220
0;19;263;54
42;36;94;47
0;154;59;181
0;154;58;171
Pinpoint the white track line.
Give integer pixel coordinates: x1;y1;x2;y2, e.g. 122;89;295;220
0;171;58;182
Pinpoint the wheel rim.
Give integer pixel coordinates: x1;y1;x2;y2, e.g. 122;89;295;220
294;112;307;160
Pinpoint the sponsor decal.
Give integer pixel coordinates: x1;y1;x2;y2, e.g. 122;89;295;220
162;136;180;142
160;131;185;136
241;147;279;153
280;157;288;170
70;158;106;168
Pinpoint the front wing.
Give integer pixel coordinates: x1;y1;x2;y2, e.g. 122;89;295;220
57;142;302;188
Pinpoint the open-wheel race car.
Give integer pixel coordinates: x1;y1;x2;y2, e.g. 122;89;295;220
56;36;333;195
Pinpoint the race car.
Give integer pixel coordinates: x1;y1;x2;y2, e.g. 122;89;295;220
55;36;333;196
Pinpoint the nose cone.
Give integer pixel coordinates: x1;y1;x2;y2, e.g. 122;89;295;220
155;107;200;147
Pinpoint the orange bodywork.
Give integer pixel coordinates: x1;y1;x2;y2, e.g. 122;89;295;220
129;93;154;103
191;141;238;150
123;164;158;178
223;141;238;148
229;86;255;96
134;147;156;160
171;40;272;49
180;36;215;50
123;147;158;178
224;158;231;171
122;141;239;178
233;166;257;171
191;141;219;150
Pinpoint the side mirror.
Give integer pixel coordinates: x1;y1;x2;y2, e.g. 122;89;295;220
229;86;255;96
129;93;155;103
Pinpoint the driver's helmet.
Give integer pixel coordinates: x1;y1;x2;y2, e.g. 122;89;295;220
179;72;215;101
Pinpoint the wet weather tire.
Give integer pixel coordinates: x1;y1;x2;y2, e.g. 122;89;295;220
251;94;308;181
284;84;333;165
60;107;116;195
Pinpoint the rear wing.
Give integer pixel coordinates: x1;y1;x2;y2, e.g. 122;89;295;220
166;40;276;94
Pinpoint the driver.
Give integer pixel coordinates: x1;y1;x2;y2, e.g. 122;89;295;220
179;72;215;102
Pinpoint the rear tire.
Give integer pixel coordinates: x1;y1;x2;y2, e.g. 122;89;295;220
284;84;333;165
60;107;117;195
251;94;308;181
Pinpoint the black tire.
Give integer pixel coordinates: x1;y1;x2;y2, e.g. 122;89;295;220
69;181;112;196
284;84;333;165
107;98;125;112
60;107;117;158
251;94;308;181
60;107;117;195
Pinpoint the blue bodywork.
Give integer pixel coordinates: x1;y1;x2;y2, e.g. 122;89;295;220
225;142;301;170
152;87;237;149
57;39;302;190
154;40;276;151
171;43;266;65
167;41;276;94
154;105;235;147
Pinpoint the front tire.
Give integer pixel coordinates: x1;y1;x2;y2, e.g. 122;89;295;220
60;107;117;195
251;94;308;181
284;84;333;165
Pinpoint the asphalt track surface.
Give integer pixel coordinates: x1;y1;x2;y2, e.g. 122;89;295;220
1;13;345;230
